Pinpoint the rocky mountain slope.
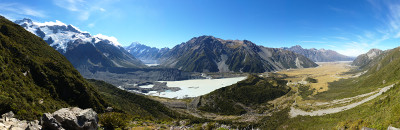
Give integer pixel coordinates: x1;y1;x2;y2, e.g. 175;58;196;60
351;48;386;69
0;16;183;121
159;36;318;73
282;45;354;62
14;18;144;73
124;42;169;64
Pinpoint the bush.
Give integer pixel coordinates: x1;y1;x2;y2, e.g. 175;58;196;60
99;112;129;130
298;85;315;99
305;77;318;83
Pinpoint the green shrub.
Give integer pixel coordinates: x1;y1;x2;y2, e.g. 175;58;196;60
305;77;317;83
99;112;129;129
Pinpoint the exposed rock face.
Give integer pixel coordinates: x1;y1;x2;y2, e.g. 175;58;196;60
352;48;384;67
282;45;354;62
41;107;99;130
159;36;318;73
0;111;42;130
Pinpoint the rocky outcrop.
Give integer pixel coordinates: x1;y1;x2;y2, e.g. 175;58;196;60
41;107;99;130
352;49;384;67
0;107;98;130
0;111;42;130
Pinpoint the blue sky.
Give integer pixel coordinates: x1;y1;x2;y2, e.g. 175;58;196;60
1;0;400;56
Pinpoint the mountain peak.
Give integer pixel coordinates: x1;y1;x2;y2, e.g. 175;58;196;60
366;48;383;59
128;42;141;47
15;18;33;24
289;45;304;50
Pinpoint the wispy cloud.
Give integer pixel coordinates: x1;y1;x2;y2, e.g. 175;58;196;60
329;6;357;16
53;0;85;12
99;8;106;12
333;36;349;40
300;41;327;44
327;45;337;48
333;1;400;56
0;3;46;18
53;0;109;21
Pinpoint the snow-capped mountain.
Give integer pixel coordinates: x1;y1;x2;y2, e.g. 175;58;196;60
15;18;145;74
124;42;169;64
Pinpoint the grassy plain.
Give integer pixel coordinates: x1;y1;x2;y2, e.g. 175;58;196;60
277;62;355;93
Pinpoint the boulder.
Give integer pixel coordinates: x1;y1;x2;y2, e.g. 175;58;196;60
0;111;41;130
41;107;99;130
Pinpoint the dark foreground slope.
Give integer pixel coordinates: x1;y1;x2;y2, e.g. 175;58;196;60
0;16;183;121
194;75;290;115
0;16;107;120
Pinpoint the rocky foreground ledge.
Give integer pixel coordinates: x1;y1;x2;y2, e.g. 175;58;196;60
0;107;98;130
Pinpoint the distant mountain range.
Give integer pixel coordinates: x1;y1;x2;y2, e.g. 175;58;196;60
282;45;354;62
124;42;169;64
14;18;322;74
15;18;145;73
158;36;318;73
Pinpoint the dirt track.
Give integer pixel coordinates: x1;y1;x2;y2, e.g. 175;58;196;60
289;84;394;117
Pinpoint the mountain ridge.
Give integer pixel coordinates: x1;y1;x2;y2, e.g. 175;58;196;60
282;45;354;62
158;35;318;73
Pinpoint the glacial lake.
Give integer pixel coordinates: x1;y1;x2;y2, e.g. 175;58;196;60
142;77;247;99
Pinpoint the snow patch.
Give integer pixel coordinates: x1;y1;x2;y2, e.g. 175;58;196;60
33;20;66;27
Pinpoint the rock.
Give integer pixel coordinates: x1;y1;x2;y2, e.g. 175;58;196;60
0;111;41;130
41;107;99;130
106;107;113;112
388;125;400;130
2;111;15;120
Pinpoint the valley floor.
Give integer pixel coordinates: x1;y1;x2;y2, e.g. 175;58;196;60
277;61;355;93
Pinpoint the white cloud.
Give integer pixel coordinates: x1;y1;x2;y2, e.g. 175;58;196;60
53;0;85;12
300;41;327;43
333;36;349;40
327;45;337;48
88;23;95;28
0;3;46;18
99;8;106;12
53;0;91;20
94;34;122;47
